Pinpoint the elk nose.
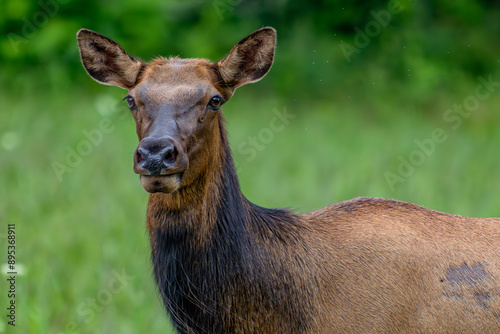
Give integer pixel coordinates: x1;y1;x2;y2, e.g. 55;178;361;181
135;138;179;175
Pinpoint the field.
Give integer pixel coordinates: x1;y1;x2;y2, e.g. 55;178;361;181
2;67;500;333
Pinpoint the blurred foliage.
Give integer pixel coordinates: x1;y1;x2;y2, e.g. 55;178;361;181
2;1;500;333
1;0;500;106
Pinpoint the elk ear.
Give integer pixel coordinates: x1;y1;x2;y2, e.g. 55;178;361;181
77;29;143;89
216;27;276;89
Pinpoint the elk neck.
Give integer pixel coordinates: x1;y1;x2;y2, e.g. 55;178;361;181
145;112;319;331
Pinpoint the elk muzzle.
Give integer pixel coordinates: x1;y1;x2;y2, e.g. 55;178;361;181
134;137;188;193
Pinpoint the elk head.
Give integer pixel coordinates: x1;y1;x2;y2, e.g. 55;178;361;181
77;27;276;193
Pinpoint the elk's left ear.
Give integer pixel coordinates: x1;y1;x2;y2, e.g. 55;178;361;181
216;27;276;89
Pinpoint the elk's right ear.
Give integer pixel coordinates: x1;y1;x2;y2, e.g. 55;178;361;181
77;29;143;89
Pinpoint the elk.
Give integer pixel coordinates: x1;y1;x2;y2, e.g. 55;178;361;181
77;27;500;333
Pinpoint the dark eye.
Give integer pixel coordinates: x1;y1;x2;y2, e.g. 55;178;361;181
124;96;136;110
208;96;222;110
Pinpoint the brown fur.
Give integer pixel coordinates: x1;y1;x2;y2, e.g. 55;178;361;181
77;27;500;333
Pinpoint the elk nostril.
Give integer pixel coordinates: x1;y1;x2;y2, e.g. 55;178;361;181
137;148;147;163
163;147;177;165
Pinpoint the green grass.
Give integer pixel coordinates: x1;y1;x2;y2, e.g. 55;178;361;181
1;73;500;333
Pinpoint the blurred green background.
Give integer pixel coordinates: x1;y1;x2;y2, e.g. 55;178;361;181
1;0;500;333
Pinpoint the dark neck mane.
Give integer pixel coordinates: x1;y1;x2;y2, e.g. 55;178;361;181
146;115;313;333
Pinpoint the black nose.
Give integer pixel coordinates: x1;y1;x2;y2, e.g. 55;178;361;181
135;138;178;175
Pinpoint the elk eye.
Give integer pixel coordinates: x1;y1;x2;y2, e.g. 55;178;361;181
208;96;222;110
124;96;136;109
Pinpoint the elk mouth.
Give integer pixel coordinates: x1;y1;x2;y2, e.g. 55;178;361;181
140;173;183;193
